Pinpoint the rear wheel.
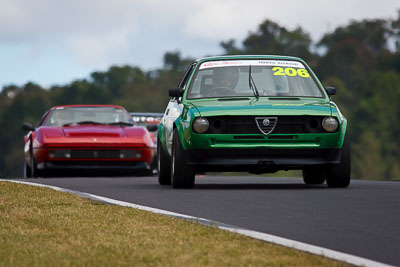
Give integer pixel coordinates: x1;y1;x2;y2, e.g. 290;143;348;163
171;129;195;188
325;134;351;188
302;168;325;184
157;136;171;185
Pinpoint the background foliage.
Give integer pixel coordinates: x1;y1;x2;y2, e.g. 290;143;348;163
1;14;400;179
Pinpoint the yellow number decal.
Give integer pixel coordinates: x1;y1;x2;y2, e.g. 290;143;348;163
273;67;310;78
297;68;310;78
285;68;297;76
272;67;284;75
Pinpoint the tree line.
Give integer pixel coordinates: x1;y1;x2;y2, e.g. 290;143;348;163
1;13;399;179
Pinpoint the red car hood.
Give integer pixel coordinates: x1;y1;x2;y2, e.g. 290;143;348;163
62;125;127;137
35;125;153;148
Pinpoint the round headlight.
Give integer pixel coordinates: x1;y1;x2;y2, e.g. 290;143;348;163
322;117;339;132
193;117;209;133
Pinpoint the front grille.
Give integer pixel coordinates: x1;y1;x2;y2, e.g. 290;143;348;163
207;116;257;134
205;116;330;134
71;150;121;159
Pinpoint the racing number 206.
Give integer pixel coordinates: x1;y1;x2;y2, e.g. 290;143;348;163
272;67;310;78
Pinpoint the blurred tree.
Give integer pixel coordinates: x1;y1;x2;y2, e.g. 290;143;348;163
316;19;395;83
163;51;194;72
352;131;385;180
322;77;354;118
375;50;400;73
0;82;51;177
0;85;18;118
221;19;315;61
316;38;375;83
318;19;391;53
389;162;400;180
352;72;400;172
164;51;182;70
391;10;400;52
220;39;242;55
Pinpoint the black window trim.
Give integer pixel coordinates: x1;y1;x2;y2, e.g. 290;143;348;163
178;62;196;89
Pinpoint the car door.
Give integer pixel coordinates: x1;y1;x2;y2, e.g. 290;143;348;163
163;63;196;155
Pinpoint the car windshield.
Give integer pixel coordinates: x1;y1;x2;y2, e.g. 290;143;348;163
43;107;134;127
187;60;324;99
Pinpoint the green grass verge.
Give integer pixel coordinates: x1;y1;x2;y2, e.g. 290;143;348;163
0;182;349;266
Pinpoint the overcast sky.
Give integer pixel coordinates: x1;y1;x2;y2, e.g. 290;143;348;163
0;0;398;88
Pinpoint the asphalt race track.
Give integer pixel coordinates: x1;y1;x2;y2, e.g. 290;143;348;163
21;176;400;266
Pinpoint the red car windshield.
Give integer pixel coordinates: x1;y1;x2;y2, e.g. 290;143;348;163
43;107;134;127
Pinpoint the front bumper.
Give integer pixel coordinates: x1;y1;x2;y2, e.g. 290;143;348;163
33;146;155;173
184;148;341;173
37;161;150;171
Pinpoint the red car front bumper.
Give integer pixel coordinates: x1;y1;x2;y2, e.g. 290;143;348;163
33;147;154;172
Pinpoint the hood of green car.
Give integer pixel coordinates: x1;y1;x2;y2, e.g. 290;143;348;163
187;97;333;117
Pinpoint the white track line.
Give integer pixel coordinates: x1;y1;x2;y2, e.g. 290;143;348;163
2;179;394;267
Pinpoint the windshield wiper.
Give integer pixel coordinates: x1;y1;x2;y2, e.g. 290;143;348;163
218;97;251;101
248;65;259;99
106;122;134;126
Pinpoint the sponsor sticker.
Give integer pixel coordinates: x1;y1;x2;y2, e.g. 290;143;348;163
199;60;305;70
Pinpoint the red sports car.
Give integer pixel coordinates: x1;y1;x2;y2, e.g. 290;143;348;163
22;105;156;178
130;112;163;174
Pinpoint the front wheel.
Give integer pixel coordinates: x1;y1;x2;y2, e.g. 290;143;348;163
31;156;40;178
24;162;32;178
171;129;195;188
157;137;171;185
325;134;351;188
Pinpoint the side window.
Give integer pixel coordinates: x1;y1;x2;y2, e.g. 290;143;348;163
178;63;195;89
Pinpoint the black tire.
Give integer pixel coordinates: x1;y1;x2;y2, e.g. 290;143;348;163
150;152;158;176
31;155;39;178
302;167;325;184
171;129;195;188
24;161;32;178
325;134;351;188
157;136;171;185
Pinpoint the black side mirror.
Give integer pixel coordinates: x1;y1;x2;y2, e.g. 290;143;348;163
325;86;337;96
146;124;158;132
169;88;184;98
22;122;34;131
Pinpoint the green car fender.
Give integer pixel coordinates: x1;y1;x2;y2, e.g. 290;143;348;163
158;122;169;157
330;102;348;148
340;118;348;147
159;104;200;158
174;104;200;150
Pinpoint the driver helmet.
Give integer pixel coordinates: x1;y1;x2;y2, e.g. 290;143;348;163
51;109;75;126
212;67;239;89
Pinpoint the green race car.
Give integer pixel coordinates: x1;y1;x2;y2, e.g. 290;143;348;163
157;55;350;188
